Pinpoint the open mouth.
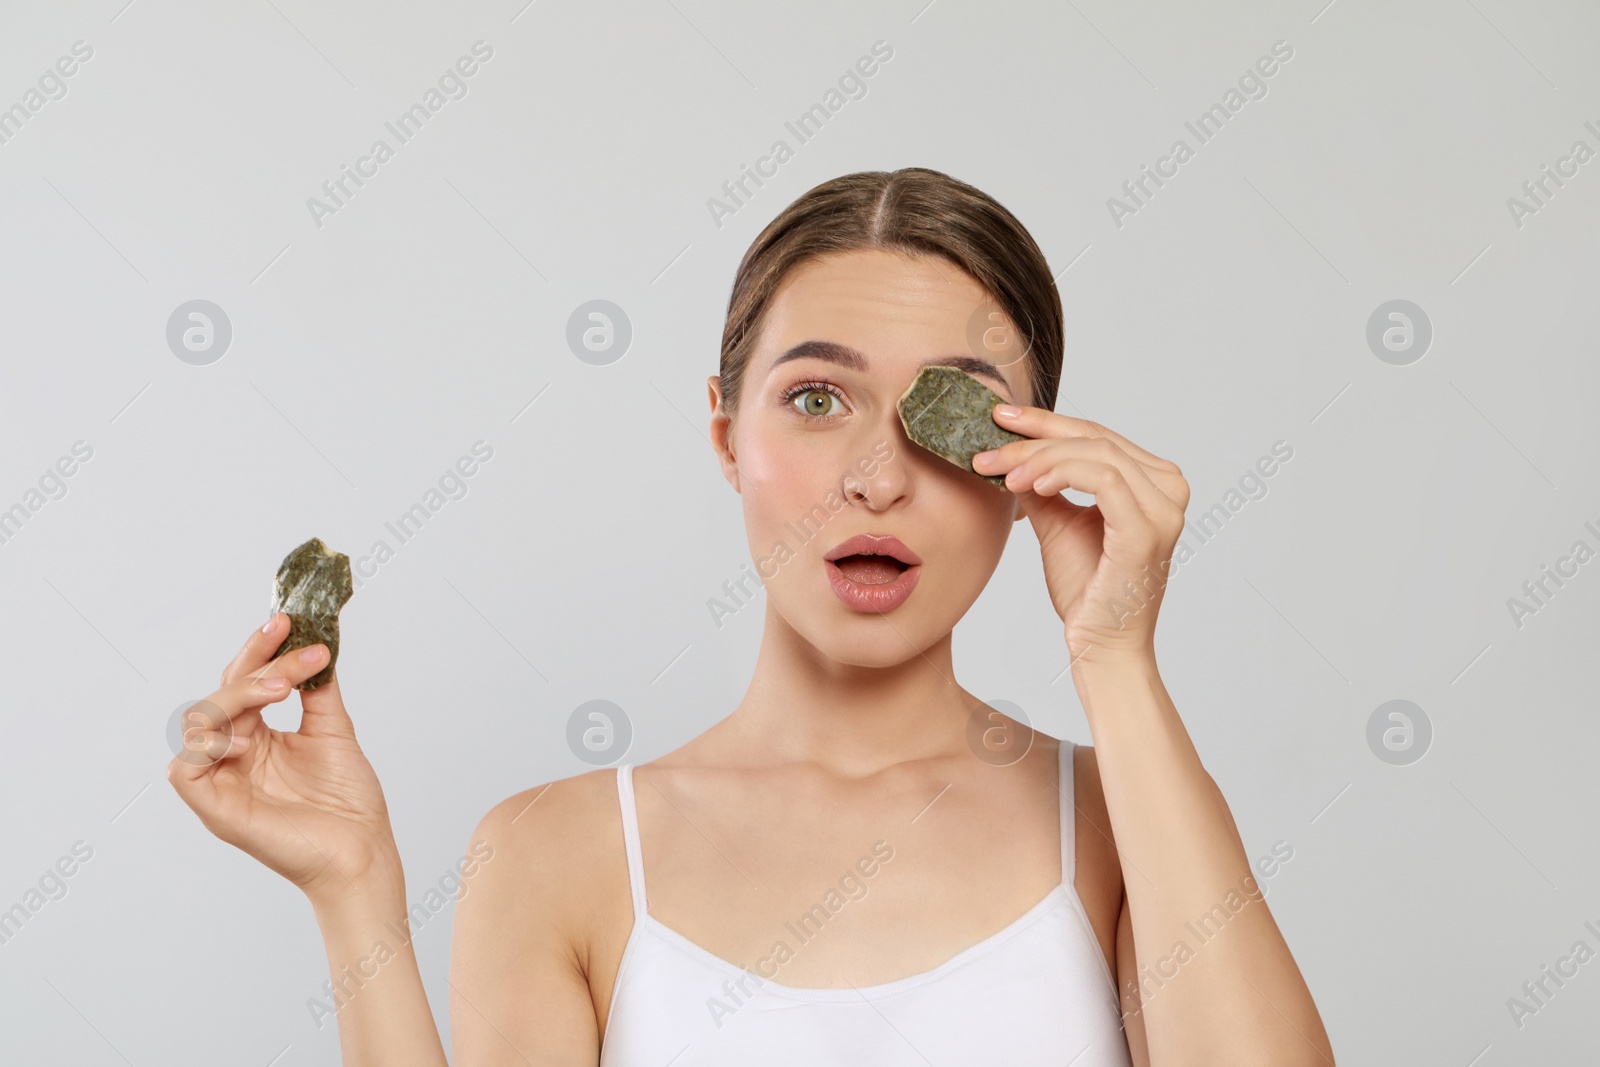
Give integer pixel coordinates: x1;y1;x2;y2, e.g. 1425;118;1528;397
822;533;923;613
831;554;912;586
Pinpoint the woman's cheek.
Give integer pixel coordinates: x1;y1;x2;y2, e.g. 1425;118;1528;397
738;440;816;536
745;424;840;490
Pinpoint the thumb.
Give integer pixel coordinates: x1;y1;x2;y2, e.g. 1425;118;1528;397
297;668;356;740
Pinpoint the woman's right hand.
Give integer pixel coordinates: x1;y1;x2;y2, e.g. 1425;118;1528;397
168;612;400;907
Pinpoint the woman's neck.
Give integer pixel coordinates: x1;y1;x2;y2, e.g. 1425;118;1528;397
717;605;979;776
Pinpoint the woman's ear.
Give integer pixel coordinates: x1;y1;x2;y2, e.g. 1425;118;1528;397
707;375;739;493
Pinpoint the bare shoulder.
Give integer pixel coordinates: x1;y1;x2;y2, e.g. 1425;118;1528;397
450;767;630;1065
469;767;626;903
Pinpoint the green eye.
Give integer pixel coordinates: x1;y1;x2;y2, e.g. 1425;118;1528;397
788;384;844;418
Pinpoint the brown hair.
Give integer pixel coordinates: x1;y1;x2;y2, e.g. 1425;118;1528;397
717;167;1063;422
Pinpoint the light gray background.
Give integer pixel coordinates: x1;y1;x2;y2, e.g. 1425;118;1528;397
1;0;1596;1063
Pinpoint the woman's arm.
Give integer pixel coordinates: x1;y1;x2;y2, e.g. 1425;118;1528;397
449;778;611;1065
168;615;448;1065
172;615;604;1065
1076;651;1333;1066
974;403;1332;1064
309;865;449;1067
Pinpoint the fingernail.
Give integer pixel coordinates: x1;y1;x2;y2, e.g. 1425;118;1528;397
228;733;250;751
262;613;276;633
995;404;1020;418
299;645;322;663
973;450;995;467
261;675;288;690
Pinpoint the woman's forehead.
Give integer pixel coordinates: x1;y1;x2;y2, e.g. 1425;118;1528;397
774;249;986;310
758;252;1028;398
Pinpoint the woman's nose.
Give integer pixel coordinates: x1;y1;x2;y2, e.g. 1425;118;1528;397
840;429;908;510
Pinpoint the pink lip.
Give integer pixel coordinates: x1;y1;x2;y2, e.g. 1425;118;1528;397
826;558;921;613
823;533;922;565
823;533;922;614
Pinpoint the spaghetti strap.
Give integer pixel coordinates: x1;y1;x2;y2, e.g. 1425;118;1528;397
616;764;649;920
598;738;1135;1066
1057;739;1076;884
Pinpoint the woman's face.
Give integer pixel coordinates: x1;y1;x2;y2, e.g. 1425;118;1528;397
708;248;1033;667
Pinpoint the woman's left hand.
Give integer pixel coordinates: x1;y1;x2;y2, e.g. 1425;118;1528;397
973;404;1189;665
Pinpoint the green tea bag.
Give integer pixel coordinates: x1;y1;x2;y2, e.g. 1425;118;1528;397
897;365;1027;489
269;537;353;690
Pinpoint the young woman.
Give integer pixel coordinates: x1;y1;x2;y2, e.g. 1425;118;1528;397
169;168;1333;1065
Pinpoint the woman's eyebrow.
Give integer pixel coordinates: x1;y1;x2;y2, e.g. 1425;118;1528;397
767;340;1014;399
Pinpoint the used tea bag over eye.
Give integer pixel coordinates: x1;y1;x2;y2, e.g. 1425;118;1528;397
269;537;353;690
897;365;1027;488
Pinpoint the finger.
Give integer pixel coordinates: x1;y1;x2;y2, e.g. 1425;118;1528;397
990;405;1188;512
1006;457;1167;553
977;438;1183;525
206;642;333;735
166;726;251;786
992;404;1181;475
1013;483;1093;528
296;666;357;741
221;612;291;687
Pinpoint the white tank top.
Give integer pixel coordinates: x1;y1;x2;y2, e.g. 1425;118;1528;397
600;739;1134;1065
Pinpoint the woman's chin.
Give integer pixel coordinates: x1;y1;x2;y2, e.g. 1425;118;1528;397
815;641;924;670
783;608;945;669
